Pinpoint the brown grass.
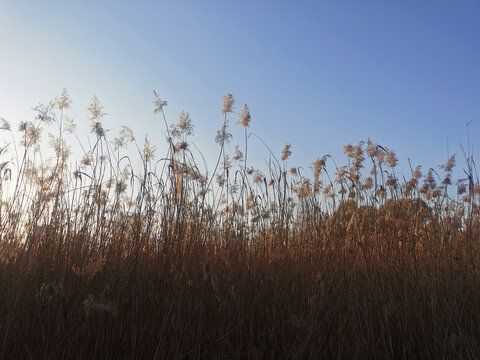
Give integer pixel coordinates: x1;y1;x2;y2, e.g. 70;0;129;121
0;90;479;359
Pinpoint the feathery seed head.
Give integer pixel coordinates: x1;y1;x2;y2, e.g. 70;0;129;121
239;104;251;128
335;166;347;184
386;150;398;168
405;178;417;192
281;144;292;161
23;122;42;145
115;181;127;195
443;155;456;172
313;158;326;178
215;121;233;146
376;186;387;198
366;138;378;157
90;121;105;138
233;145;243;161
343;144;353;157
142;136;156;162
216;174;225;187
87;95;106;121
442;174;452;185
296;178;311;199
222;155;232;170
53;88;72;110
176;141;189;151
247;192;255;209
64;117;76;134
177;111;194;135
33;103;55;123
425;170;436;190
253;170;264;184
473;184;480;196
119;126;135;143
0;118;11;131
153;91;167;113
432;187;442;198
377;150;386;165
81;152;93;166
222;93;235;114
385;174;398;188
413;165;422;179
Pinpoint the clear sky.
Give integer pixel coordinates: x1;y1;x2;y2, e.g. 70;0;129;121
1;0;479;179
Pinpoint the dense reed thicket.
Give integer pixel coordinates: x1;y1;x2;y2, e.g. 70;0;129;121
1;89;480;359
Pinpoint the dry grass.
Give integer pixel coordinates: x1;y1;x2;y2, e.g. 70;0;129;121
0;90;480;359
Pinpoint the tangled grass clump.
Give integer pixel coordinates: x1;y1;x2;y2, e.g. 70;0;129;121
1;89;480;359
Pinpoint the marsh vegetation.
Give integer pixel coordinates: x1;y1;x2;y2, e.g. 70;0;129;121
1;90;479;359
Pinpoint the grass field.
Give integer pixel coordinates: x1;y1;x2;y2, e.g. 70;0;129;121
1;90;479;359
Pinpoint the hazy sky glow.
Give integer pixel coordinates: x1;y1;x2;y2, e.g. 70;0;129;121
1;0;479;178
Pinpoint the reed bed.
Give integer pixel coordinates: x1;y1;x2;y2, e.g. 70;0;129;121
0;89;480;359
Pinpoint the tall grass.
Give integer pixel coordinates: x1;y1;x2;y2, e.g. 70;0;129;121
1;89;480;359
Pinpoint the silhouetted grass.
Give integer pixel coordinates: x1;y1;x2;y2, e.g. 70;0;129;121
0;89;479;359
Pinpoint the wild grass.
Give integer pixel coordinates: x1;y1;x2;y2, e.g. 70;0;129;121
1;89;480;359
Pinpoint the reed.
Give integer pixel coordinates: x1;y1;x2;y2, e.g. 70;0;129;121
0;90;479;359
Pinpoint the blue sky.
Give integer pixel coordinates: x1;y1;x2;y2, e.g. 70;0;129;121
1;0;479;179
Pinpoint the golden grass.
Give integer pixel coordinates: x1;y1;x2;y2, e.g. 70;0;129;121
0;90;479;359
